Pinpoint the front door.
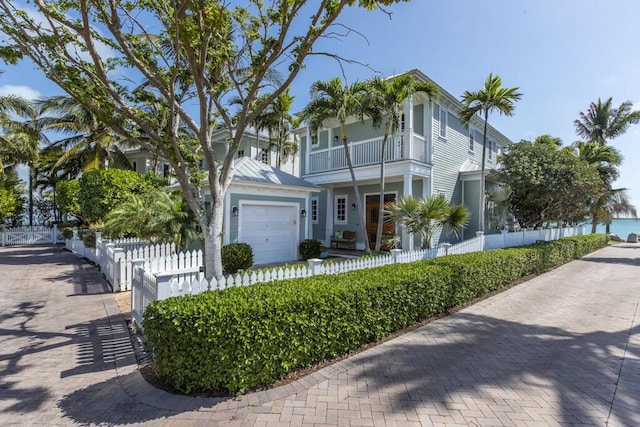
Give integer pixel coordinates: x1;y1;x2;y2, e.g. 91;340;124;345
365;194;396;250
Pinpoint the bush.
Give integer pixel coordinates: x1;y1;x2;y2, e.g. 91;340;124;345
62;227;75;239
222;243;254;274
299;239;323;259
80;229;96;248
143;234;608;395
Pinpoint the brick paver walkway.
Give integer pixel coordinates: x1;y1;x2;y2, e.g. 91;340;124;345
0;244;638;426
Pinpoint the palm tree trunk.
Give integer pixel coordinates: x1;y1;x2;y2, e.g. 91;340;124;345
28;167;34;226
591;212;598;234
480;111;489;233
342;134;370;253
375;129;391;251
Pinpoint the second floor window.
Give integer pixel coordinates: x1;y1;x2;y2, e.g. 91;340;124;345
469;128;475;152
162;164;170;178
488;140;494;160
237;150;245;158
260;148;269;164
335;195;347;224
438;105;447;139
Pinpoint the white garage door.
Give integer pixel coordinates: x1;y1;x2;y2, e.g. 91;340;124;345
239;204;298;265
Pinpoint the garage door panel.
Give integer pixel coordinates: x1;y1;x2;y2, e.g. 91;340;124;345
239;204;298;265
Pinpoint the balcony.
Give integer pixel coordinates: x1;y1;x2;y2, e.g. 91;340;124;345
306;133;430;175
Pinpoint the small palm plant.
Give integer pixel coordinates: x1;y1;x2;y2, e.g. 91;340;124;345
384;195;469;249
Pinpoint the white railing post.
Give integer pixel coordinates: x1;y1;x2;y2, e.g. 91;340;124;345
440;243;452;256
112;247;125;292
475;231;485;250
72;228;78;240
307;258;322;276
502;229;508;249
391;248;402;263
130;259;145;326
155;272;177;300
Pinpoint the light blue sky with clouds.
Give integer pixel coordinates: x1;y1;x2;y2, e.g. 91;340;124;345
2;1;639;208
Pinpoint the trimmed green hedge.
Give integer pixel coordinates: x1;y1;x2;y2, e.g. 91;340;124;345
143;234;608;394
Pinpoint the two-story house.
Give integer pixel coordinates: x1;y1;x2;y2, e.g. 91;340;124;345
296;69;513;251
124;125;320;265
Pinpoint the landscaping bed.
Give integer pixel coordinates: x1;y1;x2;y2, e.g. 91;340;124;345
143;234;609;395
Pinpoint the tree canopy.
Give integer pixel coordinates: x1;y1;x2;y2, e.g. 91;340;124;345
492;137;602;228
0;0;410;278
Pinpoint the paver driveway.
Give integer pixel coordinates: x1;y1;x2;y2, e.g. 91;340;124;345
0;244;638;426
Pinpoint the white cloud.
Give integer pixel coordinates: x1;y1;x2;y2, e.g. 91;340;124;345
0;85;41;100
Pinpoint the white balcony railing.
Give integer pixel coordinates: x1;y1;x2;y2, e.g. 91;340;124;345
307;133;429;174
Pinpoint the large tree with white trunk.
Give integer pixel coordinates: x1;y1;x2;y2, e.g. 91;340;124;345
0;0;409;279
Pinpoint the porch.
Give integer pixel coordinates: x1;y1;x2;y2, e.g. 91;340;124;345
305;133;430;175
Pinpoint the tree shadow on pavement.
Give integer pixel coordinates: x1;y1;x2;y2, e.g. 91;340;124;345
349;312;640;425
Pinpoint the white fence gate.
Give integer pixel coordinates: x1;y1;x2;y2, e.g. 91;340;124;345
1;225;61;246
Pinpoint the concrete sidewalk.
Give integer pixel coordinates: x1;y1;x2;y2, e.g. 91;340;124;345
0;244;638;426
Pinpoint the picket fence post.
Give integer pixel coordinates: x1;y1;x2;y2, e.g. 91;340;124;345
307;258;322;276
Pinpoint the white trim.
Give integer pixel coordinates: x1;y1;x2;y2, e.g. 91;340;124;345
334;194;348;225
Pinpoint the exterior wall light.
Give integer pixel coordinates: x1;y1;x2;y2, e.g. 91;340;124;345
351;203;357;211
301;209;307;217
232;206;239;217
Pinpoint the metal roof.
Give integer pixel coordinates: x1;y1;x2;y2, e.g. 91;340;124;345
233;157;319;190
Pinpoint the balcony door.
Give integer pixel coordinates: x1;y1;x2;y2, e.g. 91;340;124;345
365;193;396;250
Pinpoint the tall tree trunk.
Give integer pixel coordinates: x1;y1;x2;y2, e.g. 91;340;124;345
591;212;598;234
480;111;489;233
375;129;391;252
28;167;34;226
342;133;370;253
203;184;225;281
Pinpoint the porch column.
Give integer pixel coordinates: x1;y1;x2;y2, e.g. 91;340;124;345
402;174;414;251
424;101;433;163
422;177;429;199
325;188;334;247
403;96;414;159
305;126;312;176
223;191;231;245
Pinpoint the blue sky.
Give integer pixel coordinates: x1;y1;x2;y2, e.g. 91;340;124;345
2;1;639;209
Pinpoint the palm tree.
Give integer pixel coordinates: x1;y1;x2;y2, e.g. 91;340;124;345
460;74;522;233
591;188;637;234
574;97;640;146
384;195;469;249
0;96;43;225
364;74;438;251
571;141;635;232
302;78;371;252
36;96;130;176
103;189;201;248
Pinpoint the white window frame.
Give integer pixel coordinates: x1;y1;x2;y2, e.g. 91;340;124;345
311;197;319;224
488;139;494;161
260;148;269;164
334;195;348;224
468;127;475;152
438;105;448;139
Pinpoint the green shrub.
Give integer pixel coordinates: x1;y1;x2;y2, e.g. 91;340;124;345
62;227;75;239
80;229;96;248
222;243;254;274
143;234;608;395
299;239;323;259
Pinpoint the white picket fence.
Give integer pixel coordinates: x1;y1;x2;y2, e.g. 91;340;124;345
129;225;588;326
1;225;63;246
65;231;194;292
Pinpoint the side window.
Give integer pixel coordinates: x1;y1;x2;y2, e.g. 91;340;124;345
311;197;319;224
488;140;494;160
237;149;245;158
260;148;269;164
132;161;137;173
439;105;447;139
162;164;170;178
335;195;347;224
469;128;475;152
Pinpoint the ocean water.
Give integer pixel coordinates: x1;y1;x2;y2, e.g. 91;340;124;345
592;219;640;237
